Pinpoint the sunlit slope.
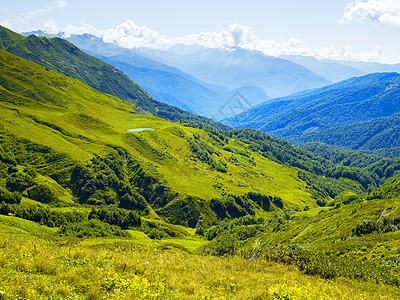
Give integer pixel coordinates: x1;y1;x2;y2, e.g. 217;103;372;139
0;25;227;130
257;197;400;249
0;50;314;208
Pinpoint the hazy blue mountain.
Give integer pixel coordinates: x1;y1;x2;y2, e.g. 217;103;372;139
23;31;270;119
5;26;227;129
279;55;366;82
278;55;400;82
338;61;400;74
225;72;400;140
136;46;331;98
100;55;273;119
94;55;221;117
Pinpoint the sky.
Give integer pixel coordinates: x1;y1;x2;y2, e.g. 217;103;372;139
1;0;400;63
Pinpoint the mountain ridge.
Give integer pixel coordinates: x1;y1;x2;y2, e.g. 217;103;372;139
0;47;321;226
23;30;271;120
22;30;332;98
1;25;228;130
224;72;400;156
2;25;400;299
134;46;331;98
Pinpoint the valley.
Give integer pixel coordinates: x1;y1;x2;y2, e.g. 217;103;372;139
1;20;400;300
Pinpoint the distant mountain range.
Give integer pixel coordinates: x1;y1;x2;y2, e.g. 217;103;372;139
19;28;400;156
225;72;400;156
23;31;273;120
91;53;272;119
134;45;331;98
22;30;339;119
280;55;400;83
279;55;366;82
0;26;226;129
22;30;400;123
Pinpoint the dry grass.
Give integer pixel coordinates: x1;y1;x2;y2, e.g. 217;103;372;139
0;232;399;299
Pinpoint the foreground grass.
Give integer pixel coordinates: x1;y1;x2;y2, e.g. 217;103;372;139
0;232;399;299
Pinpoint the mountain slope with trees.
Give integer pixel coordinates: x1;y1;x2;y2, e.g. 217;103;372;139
0;48;320;227
291;114;400;157
3;25;400;300
226;72;400;154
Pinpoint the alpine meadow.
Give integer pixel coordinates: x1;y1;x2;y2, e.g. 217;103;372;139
2;1;400;299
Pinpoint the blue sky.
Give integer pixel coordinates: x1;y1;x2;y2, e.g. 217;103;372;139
1;0;400;62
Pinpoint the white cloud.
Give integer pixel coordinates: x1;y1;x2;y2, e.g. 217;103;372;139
102;20;166;48
315;45;385;61
179;24;257;49
46;19;392;63
15;0;68;25
61;21;258;50
15;7;52;24
55;0;68;8
42;19;60;34
62;23;102;37
245;38;387;62
340;0;400;27
0;19;12;28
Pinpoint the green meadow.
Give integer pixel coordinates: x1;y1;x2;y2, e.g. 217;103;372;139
1;215;400;300
1;26;400;299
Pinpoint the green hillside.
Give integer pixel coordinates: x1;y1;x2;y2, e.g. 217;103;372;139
0;49;319;227
291;113;400;157
2;26;400;299
0;25;228;130
228;72;400;155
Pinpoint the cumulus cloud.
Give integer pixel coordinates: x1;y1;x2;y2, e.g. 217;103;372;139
59;21;257;49
179;24;257;48
42;19;61;34
340;0;400;27
316;45;385;61
62;23;102;37
245;38;387;62
102;20;166;48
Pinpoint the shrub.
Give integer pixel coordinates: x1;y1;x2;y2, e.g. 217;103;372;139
144;228;169;239
28;184;58;203
89;205;141;229
0;186;21;204
6;172;35;193
0;202;85;227
350;218;400;237
57;219;128;238
212;236;237;255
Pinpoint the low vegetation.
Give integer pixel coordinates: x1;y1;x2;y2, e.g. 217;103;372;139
1;223;399;299
1;25;400;299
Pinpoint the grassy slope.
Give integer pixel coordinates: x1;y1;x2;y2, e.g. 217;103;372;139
0;49;314;212
257;197;400;249
0;25;229;130
1;29;400;299
0;218;398;299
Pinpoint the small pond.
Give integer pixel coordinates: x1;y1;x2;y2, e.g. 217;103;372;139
127;128;155;132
